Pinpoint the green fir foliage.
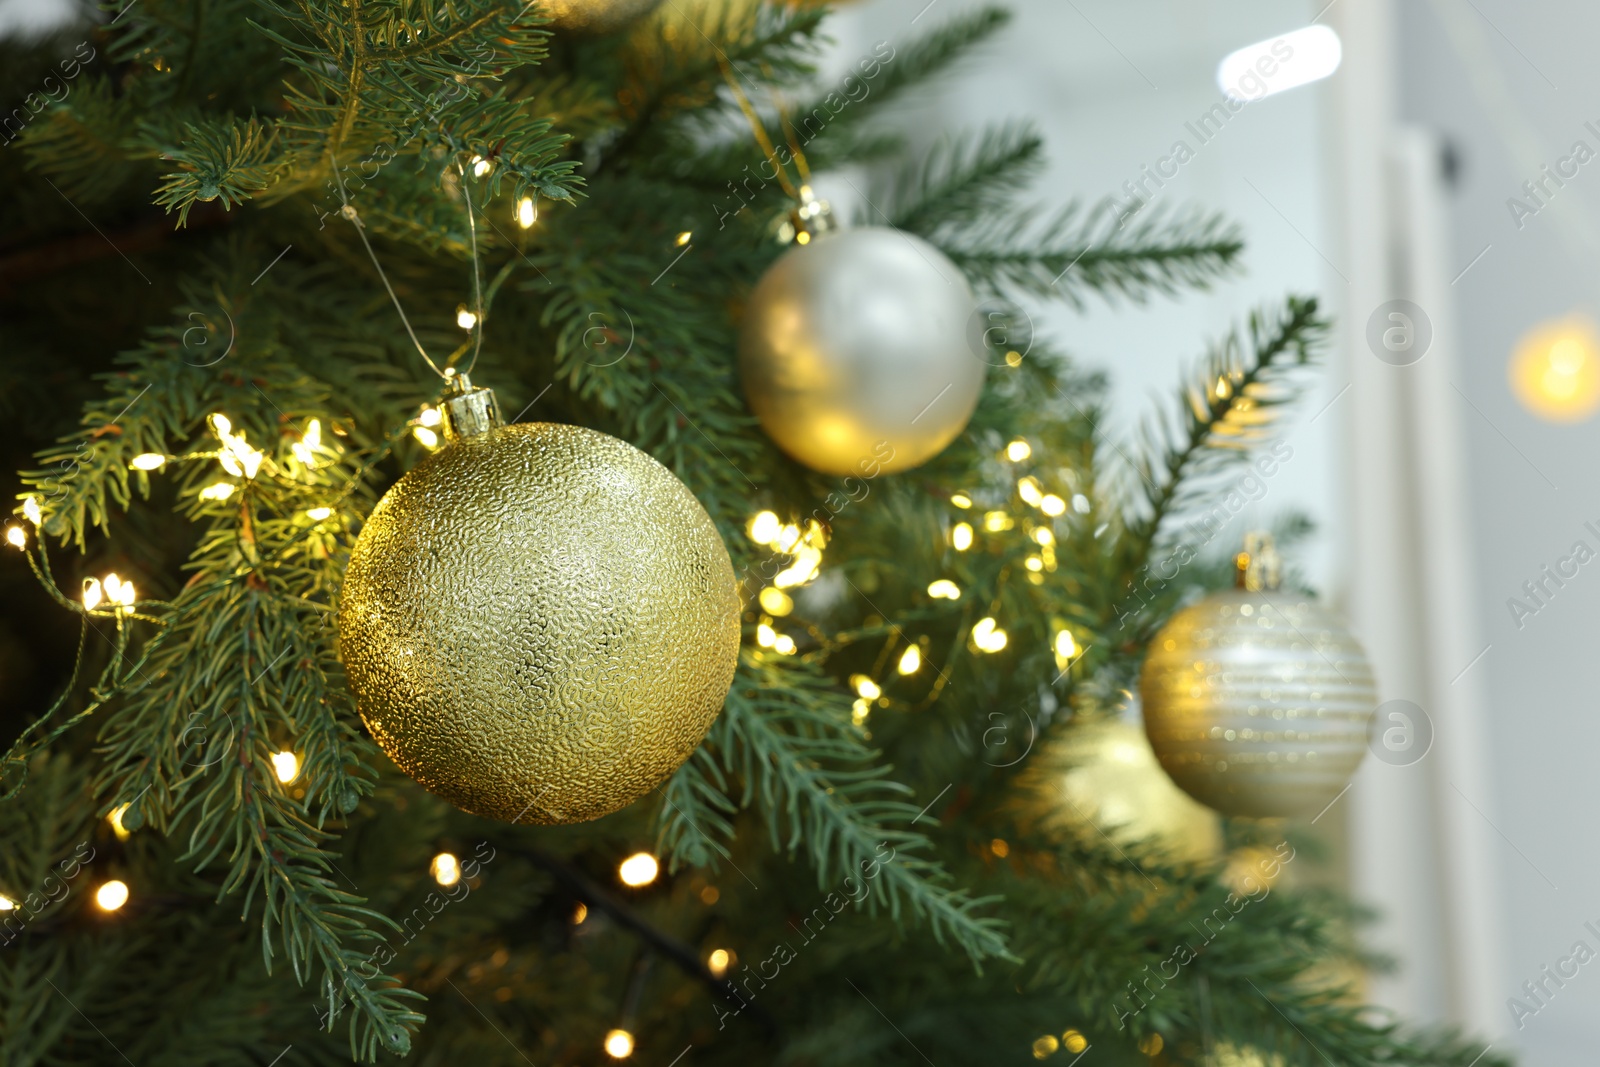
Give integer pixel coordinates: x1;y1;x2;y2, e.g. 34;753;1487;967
0;1;1503;1064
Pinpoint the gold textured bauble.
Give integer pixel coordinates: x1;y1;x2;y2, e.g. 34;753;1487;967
1025;717;1222;865
539;0;661;33
1140;588;1377;819
339;417;740;825
738;226;984;477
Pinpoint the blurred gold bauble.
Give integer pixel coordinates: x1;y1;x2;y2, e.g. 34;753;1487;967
1140;537;1376;819
539;0;661;33
738;225;984;476
340;381;740;824
1030;717;1222;865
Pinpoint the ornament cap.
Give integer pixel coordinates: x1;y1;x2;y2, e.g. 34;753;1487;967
441;371;503;440
1234;530;1282;591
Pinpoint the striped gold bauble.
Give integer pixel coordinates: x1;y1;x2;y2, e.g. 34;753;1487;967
1139;534;1377;819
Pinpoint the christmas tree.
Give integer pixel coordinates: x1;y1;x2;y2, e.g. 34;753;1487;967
0;1;1505;1064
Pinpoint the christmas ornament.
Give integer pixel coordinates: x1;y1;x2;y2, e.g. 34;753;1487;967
1026;716;1221;865
1140;533;1377;819
339;375;741;824
738;201;983;477
540;0;661;33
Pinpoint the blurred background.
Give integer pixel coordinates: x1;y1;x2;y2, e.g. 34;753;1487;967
4;0;1596;1060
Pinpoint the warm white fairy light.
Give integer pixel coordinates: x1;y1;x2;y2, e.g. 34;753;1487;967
82;577;103;611
604;1029;634;1059
927;580;961;600
431;852;461;887
1017;476;1043;507
1054;630;1078;660
675;231;692;247
756;622;776;648
471;155;492;178
1005;439;1031;462
130;453;165;471
418;407;442;427
199;483;236;502
747;510;780;545
1040;495;1066;517
413;426;440;449
5;527;24;549
103;573;136;608
972;617;1008;653
1031;527;1054;546
306;507;333;521
776;524;801;552
850;674;881;701
109;804;132;840
758;587;793;616
951;522;973;551
0;894;13;910
707;948;733;977
291;419;324;466
456;306;478;331
95;880;129;912
22;497;40;525
209;413;232;437
897;645;922;675
949;493;972;509
517;196;537;228
272;750;300;784
618;852;659;887
773;634;796;655
1025;556;1043;572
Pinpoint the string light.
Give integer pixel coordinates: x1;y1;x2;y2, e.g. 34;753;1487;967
1054;630;1078;660
418;407;442;428
1026;556;1044;572
675;231;693;246
972;617;1008;653
699;886;719;905
82;578;103;610
850;675;881;700
1138;1033;1164;1056
758;587;793;616
1032;1035;1060;1059
5;527;24;549
413;426;440;449
747;510;780;544
949;493;972;509
22;496;40;525
603;1029;634;1059
0;894;13;910
573;901;589;924
199;483;236;502
1017;476;1043;507
291;419;323;466
1006;439;1031;462
470;154;492;177
927;580;961;600
983;510;1013;533
102;573;136;608
897;645;922;675
1062;1030;1088;1054
431;852;461;887
952;522;973;551
776;524;801;552
772;634;796;655
756;622;776;648
209;413;232;437
1040;495;1066;517
851;698;871;726
707;948;733;977
306;507;333;521
1031;527;1054;546
95;880;130;912
618;852;659;887
456;306;478;331
516;196;537;228
109;804;133;840
271;750;300;784
796;231;811;246
130;453;165;471
1510;316;1600;421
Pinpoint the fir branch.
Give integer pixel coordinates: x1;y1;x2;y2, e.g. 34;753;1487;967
934;200;1245;307
1121;296;1326;567
708;654;1011;965
878;123;1044;238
